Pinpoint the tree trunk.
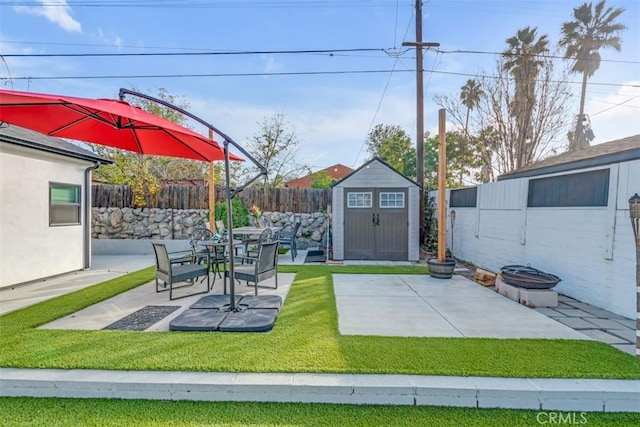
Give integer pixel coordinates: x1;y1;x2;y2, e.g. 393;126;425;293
579;72;588;117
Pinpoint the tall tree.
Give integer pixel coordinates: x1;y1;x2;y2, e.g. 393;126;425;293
559;0;626;150
476;53;572;176
365;124;414;177
423;131;480;190
458;79;484;184
460;79;483;135
245;112;307;189
502;27;550;169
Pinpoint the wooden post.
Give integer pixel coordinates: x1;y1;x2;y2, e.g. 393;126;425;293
437;108;447;263
208;129;216;231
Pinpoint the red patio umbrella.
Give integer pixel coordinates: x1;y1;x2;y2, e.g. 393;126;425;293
0;88;242;162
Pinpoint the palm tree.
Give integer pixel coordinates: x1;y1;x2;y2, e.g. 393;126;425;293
502;27;549;168
458;79;483;184
460;79;483;135
559;0;626;150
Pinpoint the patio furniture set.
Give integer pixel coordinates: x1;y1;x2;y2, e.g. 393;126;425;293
150;223;300;332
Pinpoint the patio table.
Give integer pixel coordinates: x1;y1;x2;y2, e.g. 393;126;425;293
231;226;282;255
198;239;243;282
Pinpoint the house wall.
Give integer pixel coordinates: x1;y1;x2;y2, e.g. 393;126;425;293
433;160;640;319
0;143;91;286
333;160;419;261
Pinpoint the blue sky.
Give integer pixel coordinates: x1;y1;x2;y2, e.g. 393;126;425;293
1;0;638;172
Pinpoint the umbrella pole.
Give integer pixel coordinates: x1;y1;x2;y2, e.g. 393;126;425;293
223;140;236;311
209;129;216;232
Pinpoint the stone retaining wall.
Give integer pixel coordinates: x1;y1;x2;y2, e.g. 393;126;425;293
91;208;329;249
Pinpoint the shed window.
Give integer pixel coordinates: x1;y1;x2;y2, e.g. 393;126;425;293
527;169;609;207
347;192;372;208
380;192;405;208
50;183;81;225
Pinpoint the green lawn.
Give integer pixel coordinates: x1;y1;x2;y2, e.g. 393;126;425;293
2;397;639;426
0;265;638;378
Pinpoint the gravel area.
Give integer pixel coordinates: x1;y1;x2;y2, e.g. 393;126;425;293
103;305;180;331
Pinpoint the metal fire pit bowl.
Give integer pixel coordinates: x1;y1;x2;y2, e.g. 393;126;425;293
500;265;561;289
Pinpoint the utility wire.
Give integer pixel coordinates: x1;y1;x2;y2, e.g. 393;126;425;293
1;48;386;58
437;49;640;65
0;0;409;8
3;46;640;64
10;68;638;89
591;96;640;117
3;43;636;65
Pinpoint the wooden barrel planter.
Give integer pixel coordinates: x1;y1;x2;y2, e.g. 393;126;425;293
427;258;456;279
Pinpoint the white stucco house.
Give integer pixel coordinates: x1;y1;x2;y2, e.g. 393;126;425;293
433;135;639;319
0;124;111;287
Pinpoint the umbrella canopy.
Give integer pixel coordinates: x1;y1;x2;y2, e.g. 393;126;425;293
0;89;242;162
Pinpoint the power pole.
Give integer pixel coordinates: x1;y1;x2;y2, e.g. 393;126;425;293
403;0;439;245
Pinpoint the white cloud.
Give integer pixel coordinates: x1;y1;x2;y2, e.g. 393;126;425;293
586;81;640;144
94;28;124;50
13;0;81;33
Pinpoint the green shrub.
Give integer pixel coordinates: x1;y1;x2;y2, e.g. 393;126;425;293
214;198;249;228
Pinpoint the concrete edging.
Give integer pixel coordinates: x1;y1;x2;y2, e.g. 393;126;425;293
1;369;638;411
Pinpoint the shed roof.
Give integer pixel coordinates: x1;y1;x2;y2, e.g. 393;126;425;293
498;134;640;181
0;123;111;164
333;157;419;187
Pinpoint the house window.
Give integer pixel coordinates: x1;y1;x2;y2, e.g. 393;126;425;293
347;192;372;208
50;183;81;225
379;192;405;208
450;187;477;208
527;169;610;207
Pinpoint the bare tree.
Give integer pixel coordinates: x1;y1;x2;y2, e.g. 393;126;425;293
477;53;572;176
245;112;308;189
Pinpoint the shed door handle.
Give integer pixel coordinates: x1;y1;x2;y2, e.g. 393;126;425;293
376;213;380;226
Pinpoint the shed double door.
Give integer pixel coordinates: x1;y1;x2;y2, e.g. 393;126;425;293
343;187;408;260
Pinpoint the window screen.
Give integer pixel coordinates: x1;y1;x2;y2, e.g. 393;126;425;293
50;183;81;225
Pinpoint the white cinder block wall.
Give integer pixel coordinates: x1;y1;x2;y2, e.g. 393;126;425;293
432;160;639;319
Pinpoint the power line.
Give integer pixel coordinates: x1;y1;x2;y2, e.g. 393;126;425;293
1;48;386;58
0;0;410;8
8;68;638;89
591;96;640;117
4;42;637;66
437;49;640;65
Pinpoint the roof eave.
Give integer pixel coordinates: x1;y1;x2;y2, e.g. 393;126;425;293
1;135;113;165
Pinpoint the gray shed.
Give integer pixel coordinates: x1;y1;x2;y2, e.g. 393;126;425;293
332;157;419;261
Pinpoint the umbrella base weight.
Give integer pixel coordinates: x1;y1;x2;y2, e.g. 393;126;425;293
169;295;283;332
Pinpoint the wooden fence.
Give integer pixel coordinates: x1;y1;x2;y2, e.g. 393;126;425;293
92;184;332;212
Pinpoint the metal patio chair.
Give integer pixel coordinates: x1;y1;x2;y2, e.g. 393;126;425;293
274;221;301;261
152;242;210;300
225;240;280;296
